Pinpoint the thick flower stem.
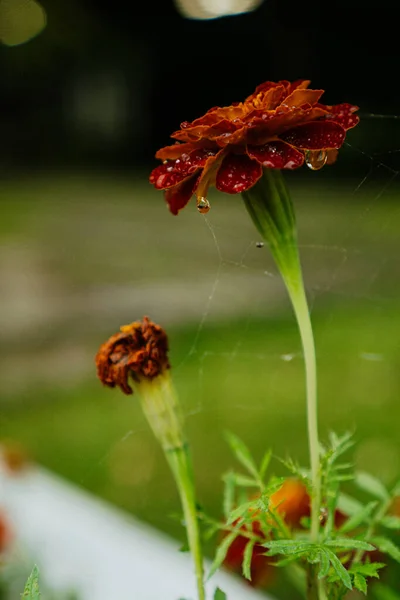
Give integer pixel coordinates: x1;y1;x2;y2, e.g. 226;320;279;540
166;445;205;600
242;170;321;545
280;255;321;543
138;374;205;600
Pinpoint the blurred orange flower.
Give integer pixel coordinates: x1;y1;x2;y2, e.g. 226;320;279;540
150;80;359;214
224;479;310;586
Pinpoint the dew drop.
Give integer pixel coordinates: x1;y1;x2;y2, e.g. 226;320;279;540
305;150;328;171
197;197;211;214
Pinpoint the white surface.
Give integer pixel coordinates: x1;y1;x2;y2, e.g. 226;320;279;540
0;462;271;600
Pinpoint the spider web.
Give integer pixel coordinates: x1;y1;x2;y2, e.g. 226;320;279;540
1;111;400;544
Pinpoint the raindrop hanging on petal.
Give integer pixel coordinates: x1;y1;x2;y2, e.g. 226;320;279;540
197;197;211;214
305;150;328;171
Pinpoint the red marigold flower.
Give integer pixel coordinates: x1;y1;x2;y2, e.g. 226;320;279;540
95;316;170;395
150;80;359;215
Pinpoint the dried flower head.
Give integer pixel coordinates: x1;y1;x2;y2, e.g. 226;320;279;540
150;79;359;215
96;316;170;395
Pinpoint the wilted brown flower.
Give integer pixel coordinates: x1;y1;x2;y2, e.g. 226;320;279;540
95;316;170;395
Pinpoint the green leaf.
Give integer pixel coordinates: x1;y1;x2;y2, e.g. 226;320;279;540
381;515;400;530
21;566;41;599
213;588;227;600
227;473;258;487
224;432;259;480
226;500;254;525
318;549;331;579
349;562;385;578
355;471;390;501
325;548;352;589
223;472;236;519
208;531;238;579
325;538;375;552
337;493;363;517
259;449;272;482
353;573;367;594
242;539;255;581
264;540;312;556
339;501;377;533
264;477;286;497
371;536;400;563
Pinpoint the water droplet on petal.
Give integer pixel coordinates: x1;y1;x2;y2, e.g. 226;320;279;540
305;150;328;171
197;197;211;214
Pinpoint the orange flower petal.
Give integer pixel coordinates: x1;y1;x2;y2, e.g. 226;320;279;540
165;173;200;215
280;120;346;150
248;141;304;169
155;141;213;161
288;79;311;92
283;88;324;109
149;148;217;189
195;149;226;199
172;119;238;143
216;153;262;194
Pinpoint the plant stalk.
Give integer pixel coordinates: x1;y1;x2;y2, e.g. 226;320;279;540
167;445;206;600
138;374;205;600
280;252;321;543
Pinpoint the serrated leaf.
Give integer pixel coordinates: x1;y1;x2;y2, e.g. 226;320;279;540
213;588;227;600
242;539;255;581
228;473;258;487
355;471;389;501
353;573;367;594
318;549;331;579
226;500;254;525
208;531;238;579
325;538;375;552
223;472;236;519
339;501;377;533
273;554;300;567
264;477;286;496
371;536;400;563
264;540;312;556
325;548;352;589
259;449;272;481
224;432;259;480
337;493;363;517
349;562;385;578
381;516;400;530
22;566;40;599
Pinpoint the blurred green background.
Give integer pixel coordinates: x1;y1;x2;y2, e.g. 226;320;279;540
1;165;400;541
1;0;400;596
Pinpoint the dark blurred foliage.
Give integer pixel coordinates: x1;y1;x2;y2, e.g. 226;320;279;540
0;0;399;169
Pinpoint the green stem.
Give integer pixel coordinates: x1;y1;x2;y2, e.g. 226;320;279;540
166;445;206;600
137;374;205;600
242;171;321;544
280;253;321;543
307;565;320;600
